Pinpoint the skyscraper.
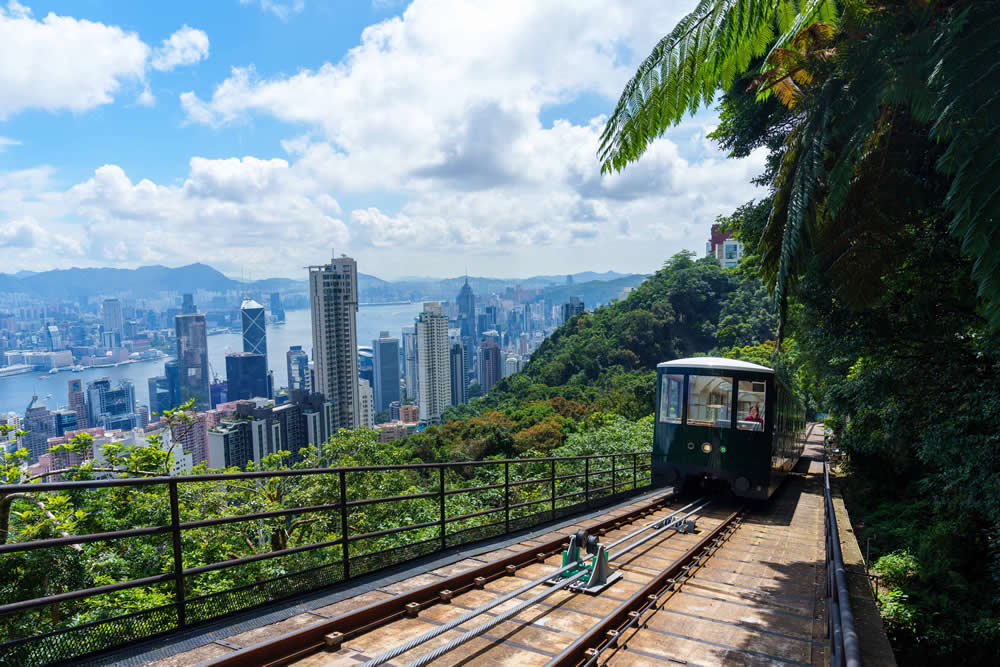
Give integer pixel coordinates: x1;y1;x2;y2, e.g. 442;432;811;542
164;360;181;410
148;376;172;415
373;331;401;412
358;346;374;389
181;293;196;314
86;378;138;430
402;326;418;401
562;296;585;323
175;313;210;410
270;292;285;323
287;345;310;392
309;251;360;430
478;338;502;394
456;278;476;342
68;378;88;429
22;395;54;463
226;352;269;401
102;298;123;347
240;298;267;356
449;343;468;406
416;302;451;425
46;325;63;351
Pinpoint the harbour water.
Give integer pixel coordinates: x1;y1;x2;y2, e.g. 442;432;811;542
0;303;425;416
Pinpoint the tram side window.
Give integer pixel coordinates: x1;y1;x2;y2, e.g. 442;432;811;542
686;375;733;428
737;380;767;431
658;374;683;423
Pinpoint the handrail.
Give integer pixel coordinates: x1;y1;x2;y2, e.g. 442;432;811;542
825;457;862;667
0;450;653;666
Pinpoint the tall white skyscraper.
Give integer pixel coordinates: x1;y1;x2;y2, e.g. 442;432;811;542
102;298;124;346
416;302;451;425
309;251;360;431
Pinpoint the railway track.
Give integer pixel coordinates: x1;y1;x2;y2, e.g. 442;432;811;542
198;490;778;667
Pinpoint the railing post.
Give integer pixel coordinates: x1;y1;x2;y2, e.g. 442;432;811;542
584;457;590;507
504;461;510;534
550;458;556;517
633;452;638;490
339;469;350;581
439;465;447;552
612;454;617;494
168;480;186;628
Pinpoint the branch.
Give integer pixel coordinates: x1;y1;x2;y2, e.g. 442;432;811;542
25;467;162;483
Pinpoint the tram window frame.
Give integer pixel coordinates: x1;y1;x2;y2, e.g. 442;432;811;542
685;374;734;429
658;373;684;424
736;379;767;431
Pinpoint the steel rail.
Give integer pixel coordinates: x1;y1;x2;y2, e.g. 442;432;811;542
360;498;709;667
200;491;675;667
547;508;744;666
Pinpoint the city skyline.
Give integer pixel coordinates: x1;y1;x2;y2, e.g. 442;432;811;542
0;0;763;280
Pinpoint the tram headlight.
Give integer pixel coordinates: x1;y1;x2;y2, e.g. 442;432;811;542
701;442;712;454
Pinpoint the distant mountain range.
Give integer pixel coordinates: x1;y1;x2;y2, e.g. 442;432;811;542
0;263;647;308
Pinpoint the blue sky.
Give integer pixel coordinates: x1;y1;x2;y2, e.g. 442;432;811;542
0;0;765;280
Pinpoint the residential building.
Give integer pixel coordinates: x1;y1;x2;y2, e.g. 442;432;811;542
358;346;374;389
240;298;267;356
210;379;228;408
287;345;310;393
402;326;418;401
416;302;451;425
478;338;502;394
372;331;401;412
226;352;269;401
309;251;360;431
400;404;419;423
450;343;468;406
389;401;401;422
175;313;210;410
706;222;743;268
504;354;521;378
359;378;375;428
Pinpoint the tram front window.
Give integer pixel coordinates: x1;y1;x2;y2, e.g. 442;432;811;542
658;373;683;423
687;375;733;428
737;380;767;431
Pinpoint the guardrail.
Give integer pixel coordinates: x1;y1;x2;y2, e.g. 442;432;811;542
0;451;652;665
824;457;862;667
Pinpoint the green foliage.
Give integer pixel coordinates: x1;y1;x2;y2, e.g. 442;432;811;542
599;0;839;173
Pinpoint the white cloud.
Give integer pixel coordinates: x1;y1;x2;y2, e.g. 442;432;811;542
151;25;209;72
0;136;20;151
239;0;304;20
0;2;149;119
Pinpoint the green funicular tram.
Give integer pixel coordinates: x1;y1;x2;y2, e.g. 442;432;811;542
653;357;806;500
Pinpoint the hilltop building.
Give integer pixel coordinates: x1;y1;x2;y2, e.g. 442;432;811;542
561;297;585;324
707;223;743;268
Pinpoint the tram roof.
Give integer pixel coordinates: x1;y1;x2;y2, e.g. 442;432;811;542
657;356;774;374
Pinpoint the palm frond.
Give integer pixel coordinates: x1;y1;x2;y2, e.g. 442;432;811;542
599;0;840;173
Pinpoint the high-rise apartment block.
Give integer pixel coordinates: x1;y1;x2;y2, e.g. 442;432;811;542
416;302;451;425
287;345;310;393
561;296;585;323
240;298;267;356
373;331;401;412
359;378;375;428
22;395;54;463
175;313;210;410
309;251;360;431
402;326;418;401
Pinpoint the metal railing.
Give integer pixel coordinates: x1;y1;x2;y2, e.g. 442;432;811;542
0;451;652;665
824;457;862;667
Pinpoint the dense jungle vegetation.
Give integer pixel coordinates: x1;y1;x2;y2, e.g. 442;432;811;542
599;0;1000;662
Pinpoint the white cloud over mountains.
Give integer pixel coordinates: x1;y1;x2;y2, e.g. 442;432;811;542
0;2;207;118
0;0;766;278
